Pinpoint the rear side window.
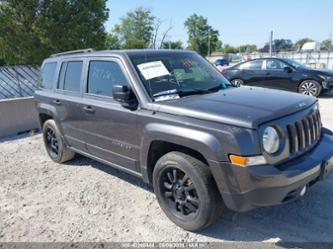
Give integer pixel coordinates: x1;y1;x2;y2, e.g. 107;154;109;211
87;61;128;97
41;62;57;89
58;61;83;92
239;60;263;70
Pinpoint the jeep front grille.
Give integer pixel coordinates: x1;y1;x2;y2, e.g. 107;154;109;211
286;110;321;156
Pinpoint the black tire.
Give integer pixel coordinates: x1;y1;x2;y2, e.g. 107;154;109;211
153;152;224;231
298;80;322;97
231;78;244;87
42;119;75;163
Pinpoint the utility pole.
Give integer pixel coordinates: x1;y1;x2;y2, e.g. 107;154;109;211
208;29;211;57
269;31;273;57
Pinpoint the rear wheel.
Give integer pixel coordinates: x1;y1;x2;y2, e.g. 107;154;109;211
153;152;224;231
231;79;244;87
42;119;75;163
298;80;321;97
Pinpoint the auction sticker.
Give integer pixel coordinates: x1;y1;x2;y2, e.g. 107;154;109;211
137;61;170;80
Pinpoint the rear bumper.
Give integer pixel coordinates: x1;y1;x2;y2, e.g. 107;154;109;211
209;131;333;212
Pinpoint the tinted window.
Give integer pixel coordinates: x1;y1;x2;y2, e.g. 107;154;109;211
239;60;263;70
41;62;57;89
87;61;128;97
266;59;288;70
58;61;82;92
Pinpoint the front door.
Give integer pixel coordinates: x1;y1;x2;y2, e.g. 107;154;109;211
80;58;140;173
262;59;294;90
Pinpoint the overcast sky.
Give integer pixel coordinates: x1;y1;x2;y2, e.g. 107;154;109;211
106;0;332;47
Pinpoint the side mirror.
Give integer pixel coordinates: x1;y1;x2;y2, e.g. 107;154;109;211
112;85;138;109
284;66;293;73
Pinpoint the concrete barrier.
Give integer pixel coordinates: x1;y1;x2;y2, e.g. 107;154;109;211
0;97;40;138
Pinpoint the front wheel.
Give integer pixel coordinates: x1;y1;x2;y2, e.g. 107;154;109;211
153;152;224;231
298;80;321;97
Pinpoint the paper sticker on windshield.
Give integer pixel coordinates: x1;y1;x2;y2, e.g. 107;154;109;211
137;61;170;80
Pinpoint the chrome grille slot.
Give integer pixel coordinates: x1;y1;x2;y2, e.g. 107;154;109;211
287;110;321;156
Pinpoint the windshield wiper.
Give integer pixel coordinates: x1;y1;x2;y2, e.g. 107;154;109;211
153;84;223;99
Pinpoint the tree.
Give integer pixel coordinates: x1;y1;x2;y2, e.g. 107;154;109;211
322;39;333;50
105;33;121;50
293;38;314;51
259;39;293;53
114;7;155;49
161;40;183;49
221;44;238;54
0;0;109;65
184;14;221;56
238;44;257;53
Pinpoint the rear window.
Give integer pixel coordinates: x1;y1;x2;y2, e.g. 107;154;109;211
58;61;83;92
41;62;57;89
239;60;263;70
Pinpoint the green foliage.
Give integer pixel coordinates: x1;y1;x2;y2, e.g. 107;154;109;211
0;0;109;65
322;39;333;50
184;14;221;56
220;44;238;54
293;38;314;50
238;44;257;53
161;40;183;49
113;7;155;49
105;33;121;50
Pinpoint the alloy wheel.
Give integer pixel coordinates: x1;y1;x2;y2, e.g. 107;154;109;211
300;81;319;96
231;79;243;87
45;127;59;158
160;168;199;217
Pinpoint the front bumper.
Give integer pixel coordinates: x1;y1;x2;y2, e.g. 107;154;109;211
322;80;333;93
209;131;333;212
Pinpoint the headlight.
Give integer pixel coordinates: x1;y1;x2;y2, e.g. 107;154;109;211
262;126;280;154
313;102;319;112
319;74;328;81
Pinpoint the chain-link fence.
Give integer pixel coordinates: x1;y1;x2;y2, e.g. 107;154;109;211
248;50;333;70
0;65;40;99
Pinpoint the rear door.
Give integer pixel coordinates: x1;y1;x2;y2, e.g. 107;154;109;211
237;60;266;86
53;59;86;151
79;57;140;173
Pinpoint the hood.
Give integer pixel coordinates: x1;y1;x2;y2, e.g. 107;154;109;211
310;68;333;77
155;86;316;129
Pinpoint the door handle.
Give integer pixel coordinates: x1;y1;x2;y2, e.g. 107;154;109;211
83;106;95;113
53;99;61;105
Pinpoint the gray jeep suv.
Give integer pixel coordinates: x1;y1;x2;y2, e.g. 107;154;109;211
35;49;333;231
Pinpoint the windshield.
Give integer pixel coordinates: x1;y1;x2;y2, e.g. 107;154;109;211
284;59;308;69
129;51;231;101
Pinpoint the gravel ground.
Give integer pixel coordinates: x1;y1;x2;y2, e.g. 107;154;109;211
0;95;332;243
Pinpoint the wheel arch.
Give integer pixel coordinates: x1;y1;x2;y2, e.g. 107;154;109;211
140;123;224;184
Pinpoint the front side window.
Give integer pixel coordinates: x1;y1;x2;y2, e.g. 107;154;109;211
87;61;128;97
41;62;57;89
239;60;263;70
129;52;231;101
58;61;83;92
266;59;288;70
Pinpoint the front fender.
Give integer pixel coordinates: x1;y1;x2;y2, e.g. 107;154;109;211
140;123;226;182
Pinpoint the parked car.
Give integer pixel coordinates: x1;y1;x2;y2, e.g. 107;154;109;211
35;49;333;231
222;58;333;97
214;58;229;67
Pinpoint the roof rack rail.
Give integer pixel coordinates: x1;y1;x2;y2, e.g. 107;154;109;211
50;48;95;57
